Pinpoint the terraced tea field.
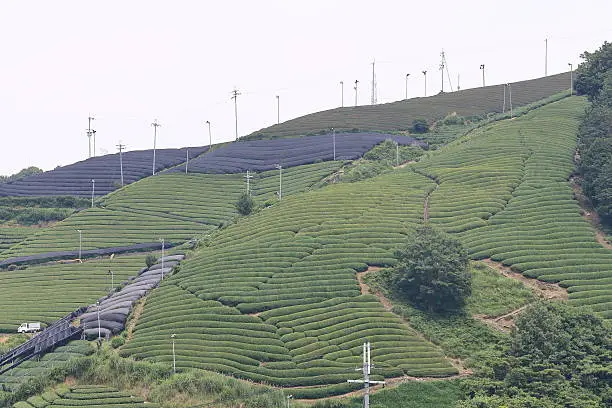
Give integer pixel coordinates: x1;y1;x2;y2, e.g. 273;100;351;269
122;170;459;395
0;255;147;332
248;73;571;138
0;227;34;251
0;341;93;391
12;384;157;408
414;97;612;318
1;162;342;259
0;146;209;197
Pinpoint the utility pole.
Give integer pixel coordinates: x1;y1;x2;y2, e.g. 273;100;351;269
457;73;460;91
76;229;82;260
87;116;95;158
347;342;385;408
507;83;513;118
86;130;92;158
231;88;240;140
480;64;485;87
171;333;176;373
161;238;165;279
545;38;548;76
92;129;97;157
354;80;359;106
276;164;282;200
108;269;114;292
340;81;344;107
206;121;212;149
151;119;161;175
439;52;445;93
244;170;253;195
116;143;126;187
332;127;336;161
185;149;189;174
96;301;101;340
568;63;573;94
502;84;507;114
422;70;427;96
276;95;280;124
371;59;377;105
405;74;410;99
91;179;95;207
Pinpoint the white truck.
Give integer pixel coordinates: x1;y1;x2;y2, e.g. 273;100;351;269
17;322;41;333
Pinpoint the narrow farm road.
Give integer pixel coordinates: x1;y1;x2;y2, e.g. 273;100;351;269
473;305;529;333
126;298;147;341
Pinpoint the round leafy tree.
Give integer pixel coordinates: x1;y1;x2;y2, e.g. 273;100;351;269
235;193;254;215
393;225;471;313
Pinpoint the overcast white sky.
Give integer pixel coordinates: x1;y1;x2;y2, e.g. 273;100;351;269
0;1;610;175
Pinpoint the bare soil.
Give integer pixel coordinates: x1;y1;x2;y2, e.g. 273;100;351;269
570;177;612;249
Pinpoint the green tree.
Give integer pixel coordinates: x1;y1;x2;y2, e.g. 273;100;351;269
392;225;471;313
575;41;612;100
235;193;254;215
0;166;43;183
411;118;429;134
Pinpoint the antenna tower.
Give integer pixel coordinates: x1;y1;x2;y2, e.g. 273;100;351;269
371;59;377;105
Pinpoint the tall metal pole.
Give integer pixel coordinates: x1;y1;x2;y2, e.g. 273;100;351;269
117;143;125;187
440;57;445;93
568;63;573;94
545;38;548;76
340;81;344;107
395;141;399;167
151;119;161;175
232;89;240;140
480;64;485;87
502;84;507;113
87;116;95;157
185;149;189;174
276;164;282;200
371;59;376;105
332;127;336;161
92;130;97;157
422;71;427;96
77;229;82;260
244;170;253;195
206;121;212;149
160;238;165;280
405;74;410;99
91;179;95;207
508;83;513;118
96;301;101;340
171;334;176;373
354;80;359;106
276;95;280;124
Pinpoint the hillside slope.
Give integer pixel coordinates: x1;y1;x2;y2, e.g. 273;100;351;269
249;73;571;138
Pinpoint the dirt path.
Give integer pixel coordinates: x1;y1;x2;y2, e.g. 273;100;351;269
473;305;529;333
482;258;567;301
570;177;611;249
126;298;147;341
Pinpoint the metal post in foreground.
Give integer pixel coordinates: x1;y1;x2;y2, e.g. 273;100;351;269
422;70;427;96
91;179;95;207
332;127;336;161
171;333;176;373
405;73;410;99
244;170;253;195
276;164;282;200
286;395;293;408
340;81;344;107
151;119;161;175
96;301;101;340
568;63;573;94
347;342;385;408
206;120;212;149
160;238;165;280
77;229;82;260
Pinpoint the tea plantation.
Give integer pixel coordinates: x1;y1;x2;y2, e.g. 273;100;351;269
414;97;612;319
121;170;459;395
248;73;571;138
12;384;157;408
0;255;146;332
0;161;342;259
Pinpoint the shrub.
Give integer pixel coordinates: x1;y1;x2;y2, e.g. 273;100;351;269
111;336;125;349
411;118;429;134
235;193;254;215
145;255;157;268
